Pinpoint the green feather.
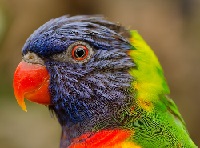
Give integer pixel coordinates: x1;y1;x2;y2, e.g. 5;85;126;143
127;30;197;147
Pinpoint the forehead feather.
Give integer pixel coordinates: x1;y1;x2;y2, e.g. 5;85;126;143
22;15;130;58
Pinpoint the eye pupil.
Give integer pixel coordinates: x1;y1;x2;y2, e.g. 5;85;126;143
75;47;85;58
71;43;91;62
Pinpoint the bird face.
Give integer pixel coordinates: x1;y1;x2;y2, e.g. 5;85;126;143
13;16;135;126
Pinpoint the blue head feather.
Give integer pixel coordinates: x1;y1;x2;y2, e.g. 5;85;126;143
22;15;135;146
22;16;130;58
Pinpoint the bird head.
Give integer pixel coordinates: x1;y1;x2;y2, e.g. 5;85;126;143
13;16;135;127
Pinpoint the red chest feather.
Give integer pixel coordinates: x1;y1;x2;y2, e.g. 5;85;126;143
69;129;132;148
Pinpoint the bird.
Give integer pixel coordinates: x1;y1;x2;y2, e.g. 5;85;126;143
13;15;197;148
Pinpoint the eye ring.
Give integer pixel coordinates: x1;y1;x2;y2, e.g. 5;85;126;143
51;41;93;63
68;41;94;63
71;45;89;61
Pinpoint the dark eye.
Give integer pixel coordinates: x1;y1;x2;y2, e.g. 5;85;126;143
71;45;89;61
51;41;93;63
63;41;94;63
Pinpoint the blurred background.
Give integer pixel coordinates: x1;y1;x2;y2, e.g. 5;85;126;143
0;0;199;147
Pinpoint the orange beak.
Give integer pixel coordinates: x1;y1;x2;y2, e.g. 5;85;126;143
13;61;51;111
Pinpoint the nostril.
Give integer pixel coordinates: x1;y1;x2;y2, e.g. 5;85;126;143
28;54;34;59
23;52;44;65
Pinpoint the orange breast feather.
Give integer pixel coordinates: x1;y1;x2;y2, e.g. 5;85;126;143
69;129;141;148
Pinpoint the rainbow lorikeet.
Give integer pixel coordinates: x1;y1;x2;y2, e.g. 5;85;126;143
13;16;197;148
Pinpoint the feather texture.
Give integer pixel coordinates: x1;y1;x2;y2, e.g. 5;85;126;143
14;16;197;148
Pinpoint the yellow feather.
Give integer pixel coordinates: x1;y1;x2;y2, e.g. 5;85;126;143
128;30;170;111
